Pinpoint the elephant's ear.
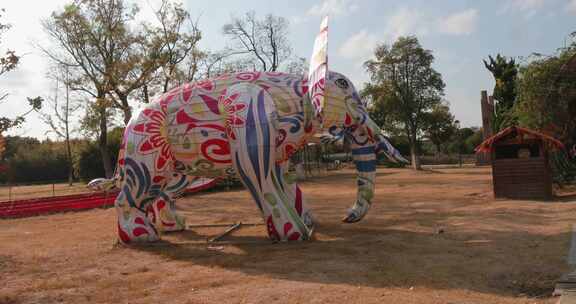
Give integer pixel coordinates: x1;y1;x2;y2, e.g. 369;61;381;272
307;16;328;120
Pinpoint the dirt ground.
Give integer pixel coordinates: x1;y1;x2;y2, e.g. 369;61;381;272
1;167;576;304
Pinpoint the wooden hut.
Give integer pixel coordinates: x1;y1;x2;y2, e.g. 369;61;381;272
475;126;564;200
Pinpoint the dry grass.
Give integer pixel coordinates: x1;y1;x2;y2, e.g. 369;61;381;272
0;167;575;303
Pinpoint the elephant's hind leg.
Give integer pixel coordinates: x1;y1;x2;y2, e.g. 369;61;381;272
274;163;315;233
227;83;314;241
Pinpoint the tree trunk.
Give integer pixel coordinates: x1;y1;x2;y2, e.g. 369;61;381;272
163;77;170;93
65;121;73;186
143;85;150;104
97;96;113;178
64;73;73;186
119;95;132;125
409;133;421;170
66;140;73;186
434;144;441;162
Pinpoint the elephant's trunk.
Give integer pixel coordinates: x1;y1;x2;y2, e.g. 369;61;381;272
342;116;407;223
342;141;377;223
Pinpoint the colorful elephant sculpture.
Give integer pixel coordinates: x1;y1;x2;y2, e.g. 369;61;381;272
89;17;406;243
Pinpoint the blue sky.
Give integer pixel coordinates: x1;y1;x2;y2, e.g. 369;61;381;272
1;0;575;139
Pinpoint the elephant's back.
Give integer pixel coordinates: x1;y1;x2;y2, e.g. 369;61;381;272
127;71;307;177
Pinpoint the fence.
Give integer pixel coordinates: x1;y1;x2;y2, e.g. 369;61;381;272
0;180;90;202
419;154;477;166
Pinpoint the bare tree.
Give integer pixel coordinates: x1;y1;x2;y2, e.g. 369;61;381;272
222;11;292;72
284;57;308;76
39;64;81;185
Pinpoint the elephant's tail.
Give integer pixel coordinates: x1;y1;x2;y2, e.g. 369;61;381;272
87;176;120;192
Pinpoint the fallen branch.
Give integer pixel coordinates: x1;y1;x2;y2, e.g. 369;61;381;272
187;222;264;229
209;222;242;242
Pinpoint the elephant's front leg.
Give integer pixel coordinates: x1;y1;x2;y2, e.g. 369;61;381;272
147;174;191;233
227;83;314;241
148;197;187;233
115;187;160;244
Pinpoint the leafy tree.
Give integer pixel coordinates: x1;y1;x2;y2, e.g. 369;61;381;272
363;83;390;130
77;127;123;180
423;102;456;154
515;45;576;144
41;0;146;177
108;30;164;123
514;37;576;182
0;8;18;104
0;134;4;160
0;8;42;134
446;127;483;155
0;136;40;163
483;54;518;131
364;36;446;170
0;137;69;183
464;128;484;153
145;0;203;95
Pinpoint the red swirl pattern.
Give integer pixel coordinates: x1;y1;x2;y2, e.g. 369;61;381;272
200;138;231;164
236;72;261;82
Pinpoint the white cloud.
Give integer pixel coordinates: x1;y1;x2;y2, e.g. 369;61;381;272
383;7;429;41
337;7;431;61
438;9;478;35
338;30;378;60
337;7;435;63
290;15;305;26
567;0;576;15
499;0;547;18
307;0;359;17
339;7;476;61
511;0;546;10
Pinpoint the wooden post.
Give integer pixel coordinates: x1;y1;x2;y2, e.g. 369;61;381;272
477;91;494;166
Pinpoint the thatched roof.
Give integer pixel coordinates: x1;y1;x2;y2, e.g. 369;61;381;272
475;126;564;153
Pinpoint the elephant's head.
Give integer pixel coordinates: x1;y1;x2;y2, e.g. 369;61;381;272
307;17;407;223
314;71;408;223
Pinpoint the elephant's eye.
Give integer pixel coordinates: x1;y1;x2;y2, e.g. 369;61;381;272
335;78;349;90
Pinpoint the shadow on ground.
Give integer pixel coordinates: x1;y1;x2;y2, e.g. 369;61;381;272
137;206;570;299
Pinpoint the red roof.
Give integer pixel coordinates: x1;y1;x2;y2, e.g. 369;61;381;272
475;126;565;154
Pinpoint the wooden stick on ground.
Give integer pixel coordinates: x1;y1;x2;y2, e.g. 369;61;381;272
208;222;242;243
187;222;263;229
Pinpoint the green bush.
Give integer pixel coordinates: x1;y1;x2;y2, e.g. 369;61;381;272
0;137;69;183
77;127;123;181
